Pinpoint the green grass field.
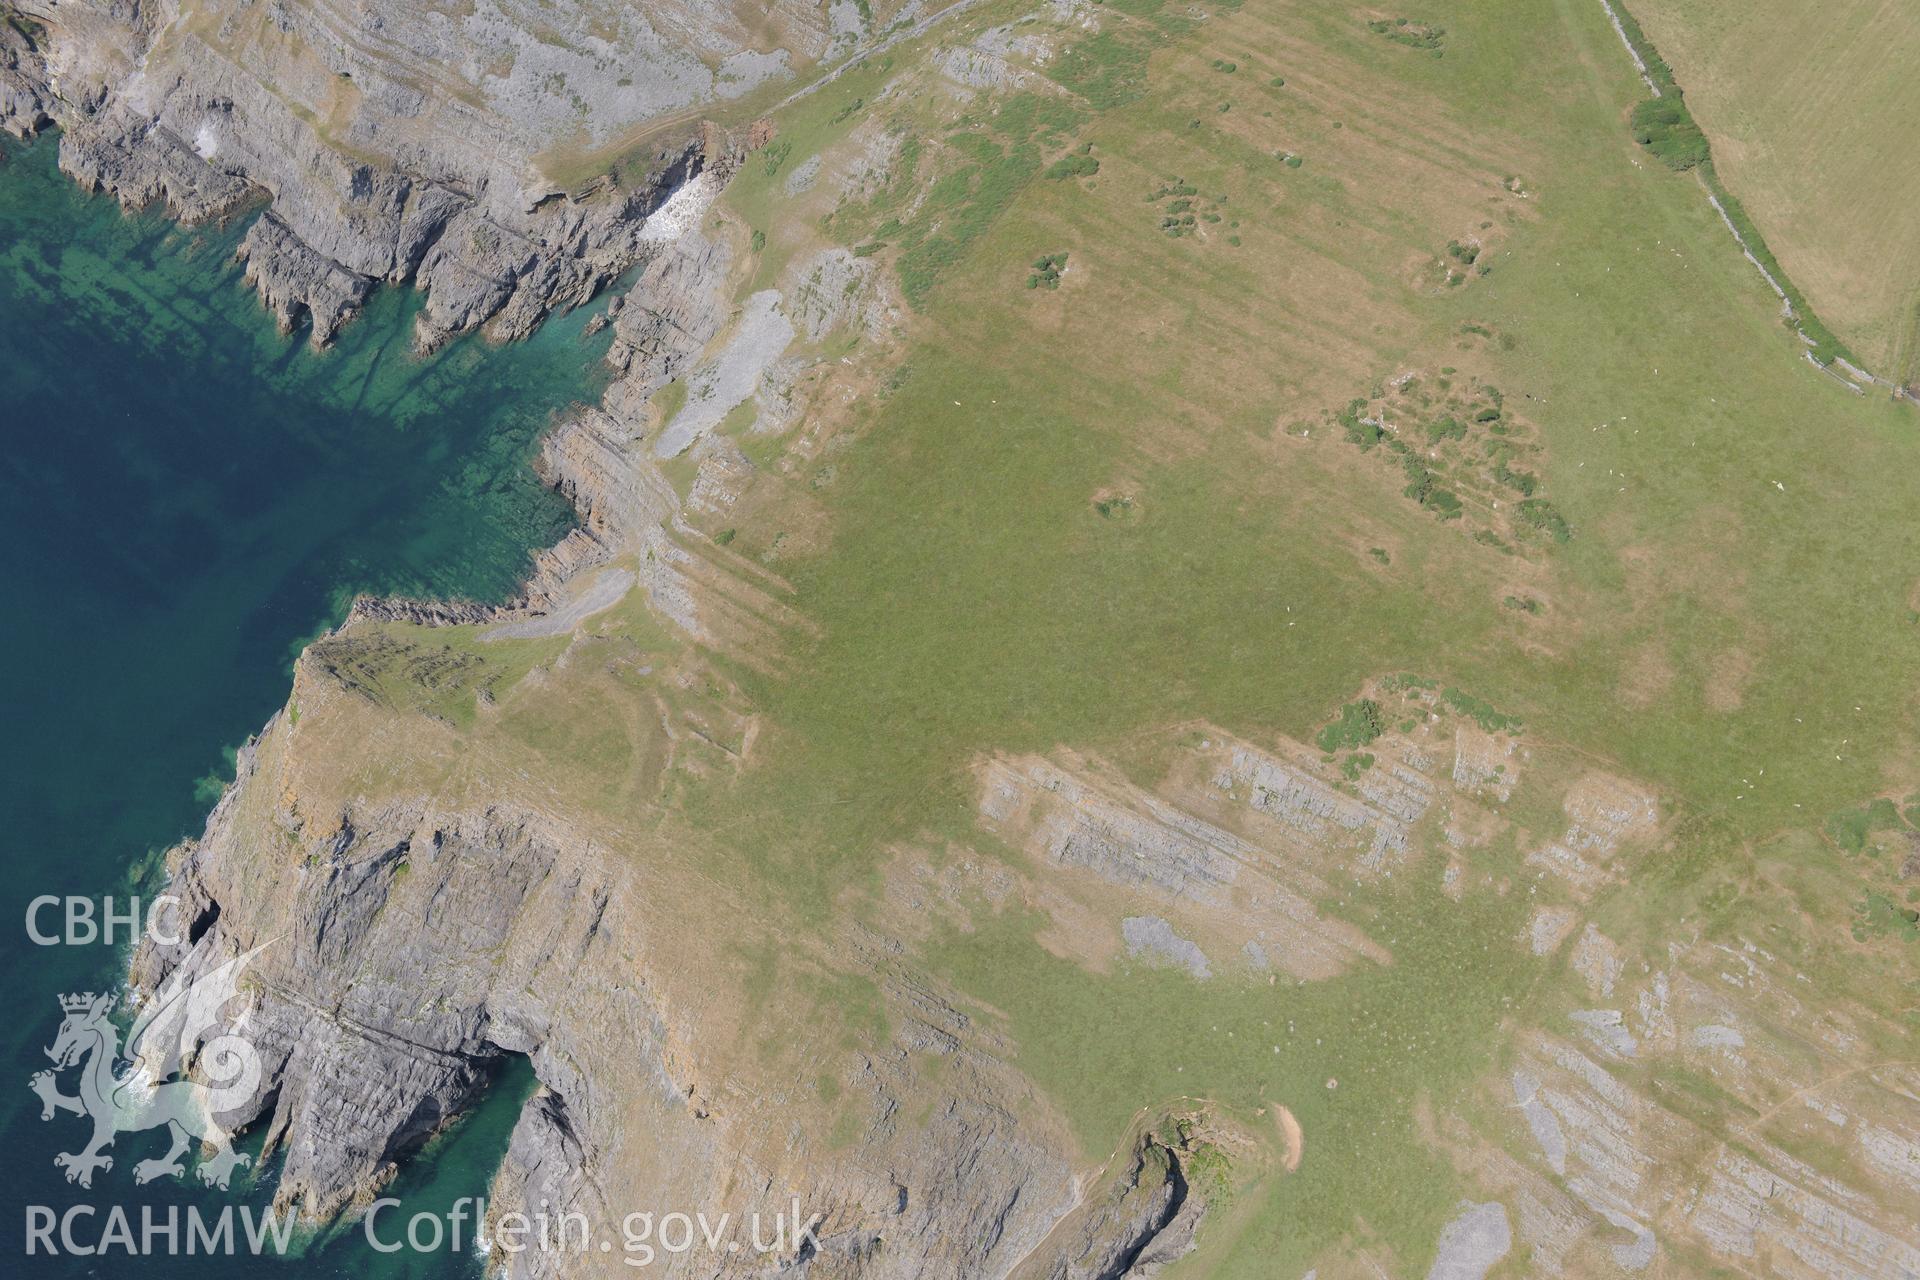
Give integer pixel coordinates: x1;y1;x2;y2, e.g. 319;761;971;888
718;0;1920;897
262;0;1920;1271
691;0;1920;1267
1630;0;1920;380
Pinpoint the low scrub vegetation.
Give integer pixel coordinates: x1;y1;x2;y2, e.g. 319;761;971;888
1367;18;1446;52
1028;252;1069;289
1316;698;1385;752
1046;149;1101;180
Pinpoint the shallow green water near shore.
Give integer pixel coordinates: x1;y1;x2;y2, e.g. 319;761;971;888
0;134;608;1274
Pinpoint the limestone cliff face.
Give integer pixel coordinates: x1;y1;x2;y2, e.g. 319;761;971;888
129;708;1226;1278
0;0;915;348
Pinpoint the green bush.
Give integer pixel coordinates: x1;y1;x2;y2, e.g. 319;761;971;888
1338;398;1383;448
1443;687;1520;733
1368;18;1445;50
1631;97;1708;170
1401;458;1462;519
1045;153;1101;180
1316;699;1385;752
1517;498;1571;543
1028;252;1070;289
1492;458;1537;496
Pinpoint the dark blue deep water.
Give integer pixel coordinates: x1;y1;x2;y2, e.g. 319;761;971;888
0;134;604;1276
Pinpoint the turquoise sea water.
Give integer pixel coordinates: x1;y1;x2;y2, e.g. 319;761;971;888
0;134;605;1274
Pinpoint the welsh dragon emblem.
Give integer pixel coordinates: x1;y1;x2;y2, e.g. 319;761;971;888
29;942;270;1190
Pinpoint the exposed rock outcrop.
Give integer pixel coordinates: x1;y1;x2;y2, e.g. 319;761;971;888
1425;1201;1512;1280
1471;932;1920;1279
1014;1133;1207;1280
1;10;56;138
2;0;929;348
238;210;377;346
131;788;588;1220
